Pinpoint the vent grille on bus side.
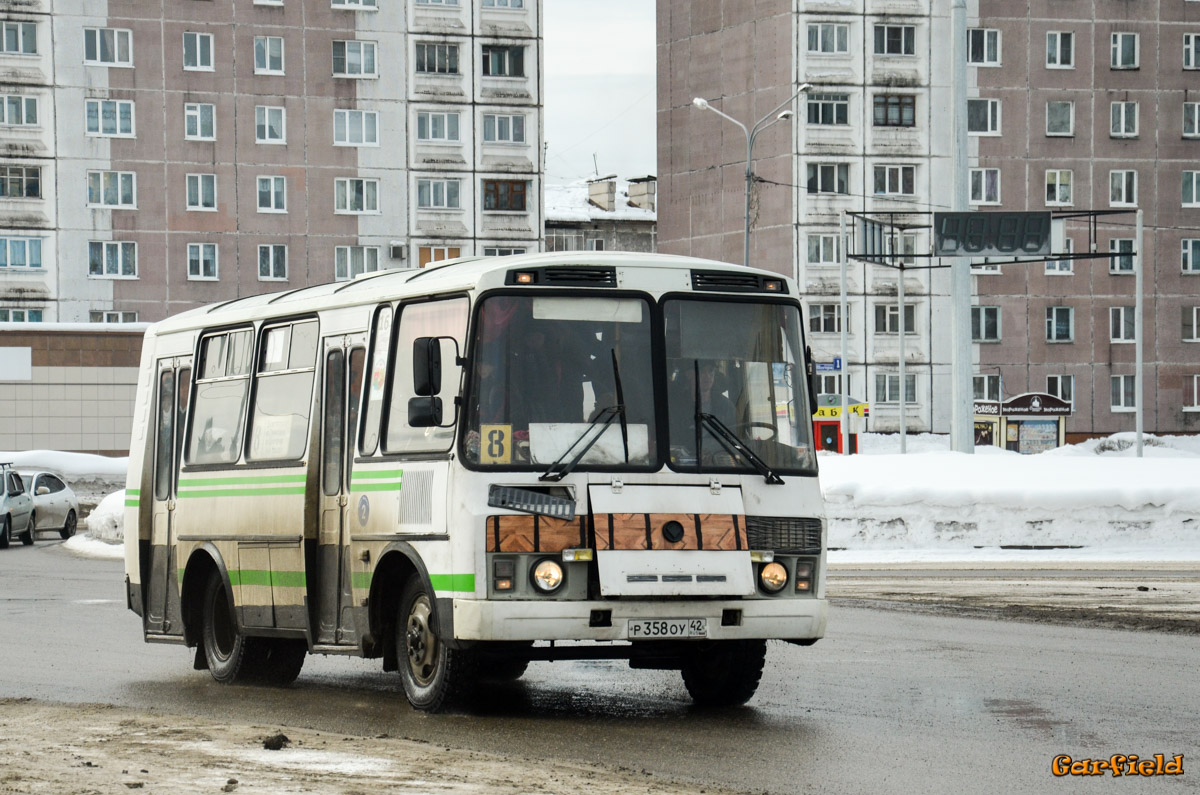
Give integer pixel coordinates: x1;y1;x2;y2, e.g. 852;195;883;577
543;267;616;286
744;516;823;554
690;270;787;294
398;470;433;526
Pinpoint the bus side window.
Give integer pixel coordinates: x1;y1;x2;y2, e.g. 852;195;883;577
383;297;468;455
360;305;392;456
346;348;365;483
247;319;319;462
186;330;253;466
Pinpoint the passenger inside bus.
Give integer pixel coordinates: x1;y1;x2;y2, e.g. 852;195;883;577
668;359;741;466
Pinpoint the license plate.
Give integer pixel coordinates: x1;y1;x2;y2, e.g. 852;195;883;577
627;618;708;639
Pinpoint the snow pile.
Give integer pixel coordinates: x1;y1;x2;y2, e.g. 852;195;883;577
64;534;124;561
83;489;125;543
0;450;127;479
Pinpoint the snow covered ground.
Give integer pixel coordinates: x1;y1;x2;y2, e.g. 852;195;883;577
13;433;1200;565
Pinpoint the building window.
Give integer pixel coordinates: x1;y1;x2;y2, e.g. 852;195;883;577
335;178;380;213
1110;101;1138;138
874;25;915;55
187;242;218;280
0;95;38;127
873;95;915;127
808;23;849;54
257;176;286;213
86;170;134;208
967;98;1000;135
185;174;216;211
416;43;459;74
333;0;378;8
875;303;916;334
416;178;460;209
873;165;915;196
1184;171;1200;207
807;233;840;265
483;247;526;256
545;231;582;252
85;99;134;137
333;40;377;76
1186;103;1200;138
254;36;284;74
1046;306;1074;342
1045;169;1072;206
888;233;917;265
1046;375;1074;406
483;0;523;6
90;311;139;323
1111;32;1138;69
1187;34;1200;69
0;237;42;269
971;306;1000;341
1047;238;1074;274
185;103;215;141
876;373;916;404
84;28;129;65
806;163;849;194
586;238;605;251
483;113;525;143
1111;375;1136;411
418;245;460;268
87;241;136;277
255;105;286;144
1109;170;1137;207
334;109;379;146
1046;100;1074;136
1046;31;1074;68
809;303;842;334
1187;375;1200;410
1184;306;1200;342
258;244;287;281
417;0;461;5
482;45;524;77
807;93;849;125
974;374;1001;401
1110;306;1136;342
0;308;42;322
967;28;1000;65
817;374;847;396
1;165;40;199
1109;238;1135;273
2;21;37;55
417;110;459;142
183;32;214;71
482;179;527;211
335;246;381;280
1183;239;1200;272
969;168;1000;205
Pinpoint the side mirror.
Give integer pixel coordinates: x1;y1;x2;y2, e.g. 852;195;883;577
36;486;49;496
413;337;442;397
408;396;443;428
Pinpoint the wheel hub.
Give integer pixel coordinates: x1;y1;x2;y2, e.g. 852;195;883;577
405;596;437;685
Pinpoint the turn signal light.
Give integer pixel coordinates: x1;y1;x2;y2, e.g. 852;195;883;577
795;560;814;593
763;279;783;292
494;559;515;592
515;271;535;284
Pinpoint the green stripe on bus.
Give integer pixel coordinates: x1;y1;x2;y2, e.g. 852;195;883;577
352;482;404;493
179;474;307;486
228;569;307;588
177;487;307;498
126;488;141;495
125;499;140;507
352;571;373;590
352;469;404;480
430;573;475;593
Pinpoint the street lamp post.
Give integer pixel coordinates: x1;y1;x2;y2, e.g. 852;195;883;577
693;83;812;267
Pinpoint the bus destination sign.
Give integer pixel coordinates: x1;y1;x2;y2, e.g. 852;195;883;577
933;211;1052;258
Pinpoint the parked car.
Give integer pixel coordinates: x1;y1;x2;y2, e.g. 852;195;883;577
0;464;35;548
19;471;79;540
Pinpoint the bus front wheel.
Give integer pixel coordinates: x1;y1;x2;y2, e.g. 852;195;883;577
201;572;261;684
395;578;475;712
680;640;767;707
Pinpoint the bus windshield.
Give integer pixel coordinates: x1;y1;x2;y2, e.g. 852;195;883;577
464;294;658;469
664;299;816;476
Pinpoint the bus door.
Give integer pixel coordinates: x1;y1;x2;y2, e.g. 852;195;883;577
315;337;366;645
146;359;191;635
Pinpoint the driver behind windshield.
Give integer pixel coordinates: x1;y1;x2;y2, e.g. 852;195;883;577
668;359;740;466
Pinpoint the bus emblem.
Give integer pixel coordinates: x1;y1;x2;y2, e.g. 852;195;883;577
357;494;370;526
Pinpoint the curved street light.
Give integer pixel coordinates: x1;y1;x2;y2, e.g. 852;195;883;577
692;83;812;267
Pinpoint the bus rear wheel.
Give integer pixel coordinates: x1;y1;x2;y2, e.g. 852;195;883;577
201;572;262;684
680;640;767;707
395;578;475;712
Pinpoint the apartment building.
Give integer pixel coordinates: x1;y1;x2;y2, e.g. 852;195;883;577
657;0;1200;437
0;0;542;324
544;175;658;253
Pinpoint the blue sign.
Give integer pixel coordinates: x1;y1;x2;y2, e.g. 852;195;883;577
816;357;842;372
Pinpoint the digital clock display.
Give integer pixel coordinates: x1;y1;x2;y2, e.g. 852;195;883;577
933;211;1052;257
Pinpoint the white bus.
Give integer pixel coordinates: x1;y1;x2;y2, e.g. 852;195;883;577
124;253;827;711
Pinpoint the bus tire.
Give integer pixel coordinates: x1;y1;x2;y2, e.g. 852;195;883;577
680;640;767;707
0;517;9;549
20;512;34;545
253;639;307;687
201;571;263;684
395;577;475;712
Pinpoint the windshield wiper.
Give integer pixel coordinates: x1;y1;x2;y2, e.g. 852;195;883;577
692;360;783;485
538;404;624;482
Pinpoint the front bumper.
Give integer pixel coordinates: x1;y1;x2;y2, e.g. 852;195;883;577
453;597;827;642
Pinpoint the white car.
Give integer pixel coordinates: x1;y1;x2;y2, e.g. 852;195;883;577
19;471;80;540
0;465;34;548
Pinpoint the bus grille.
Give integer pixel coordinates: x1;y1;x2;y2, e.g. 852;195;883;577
744;516;823;554
543;266;616;286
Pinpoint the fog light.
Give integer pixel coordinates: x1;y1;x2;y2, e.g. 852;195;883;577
531;559;564;593
759;562;788;593
494;559;515;591
795;560;814;593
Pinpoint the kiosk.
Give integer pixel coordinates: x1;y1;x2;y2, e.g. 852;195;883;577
812;394;869;454
973;393;1071;454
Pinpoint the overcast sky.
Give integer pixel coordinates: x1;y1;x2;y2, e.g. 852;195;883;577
542;1;657;185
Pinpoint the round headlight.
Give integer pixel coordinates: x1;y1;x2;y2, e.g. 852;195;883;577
759;562;788;593
531;559;564;593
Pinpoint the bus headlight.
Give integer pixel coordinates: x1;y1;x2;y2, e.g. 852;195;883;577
759;562;788;593
531;559;564;593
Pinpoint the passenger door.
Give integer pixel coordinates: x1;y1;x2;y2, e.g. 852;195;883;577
314;337;366;645
145;360;191;635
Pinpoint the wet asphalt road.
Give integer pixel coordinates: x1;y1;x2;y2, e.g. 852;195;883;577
1;542;1197;794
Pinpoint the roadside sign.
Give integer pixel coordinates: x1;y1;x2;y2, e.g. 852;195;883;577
815;357;842;372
